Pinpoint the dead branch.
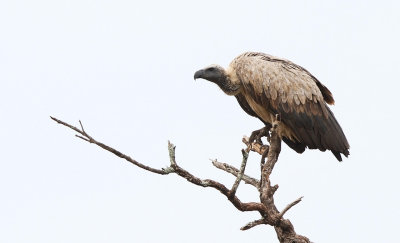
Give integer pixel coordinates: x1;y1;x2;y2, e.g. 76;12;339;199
50;116;168;175
212;159;260;189
278;197;304;219
229;149;248;198
51;116;310;243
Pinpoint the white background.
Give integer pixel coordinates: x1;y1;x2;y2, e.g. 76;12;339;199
1;1;399;242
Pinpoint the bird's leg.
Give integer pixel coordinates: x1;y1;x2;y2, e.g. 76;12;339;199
260;146;269;165
248;125;272;165
248;124;272;145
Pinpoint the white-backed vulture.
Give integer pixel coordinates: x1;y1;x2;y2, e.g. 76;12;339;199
194;52;350;161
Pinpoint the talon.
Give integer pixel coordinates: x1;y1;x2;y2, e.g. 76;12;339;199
249;125;272;145
249;130;259;145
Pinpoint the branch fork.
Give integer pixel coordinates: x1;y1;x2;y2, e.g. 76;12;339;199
51;116;310;242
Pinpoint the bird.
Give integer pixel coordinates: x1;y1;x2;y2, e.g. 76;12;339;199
194;52;350;161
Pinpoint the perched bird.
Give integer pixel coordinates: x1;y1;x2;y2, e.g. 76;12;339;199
194;52;349;161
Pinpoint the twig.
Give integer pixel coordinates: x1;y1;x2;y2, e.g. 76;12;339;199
168;141;177;167
278;197;303;219
229;149;249;198
79;120;86;135
75;135;90;142
211;160;259;189
241;218;267;231
50;116;169;175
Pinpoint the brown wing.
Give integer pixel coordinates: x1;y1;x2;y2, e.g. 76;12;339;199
235;93;307;154
232;52;349;161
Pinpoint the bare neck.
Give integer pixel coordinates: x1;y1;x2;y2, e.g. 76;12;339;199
216;71;241;96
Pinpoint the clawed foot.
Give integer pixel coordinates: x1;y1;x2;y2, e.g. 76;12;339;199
248;125;272;165
248;125;272;145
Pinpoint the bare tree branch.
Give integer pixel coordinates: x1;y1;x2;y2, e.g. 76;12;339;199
229;149;248;198
167;140;268;213
278;197;304;219
51;116;310;242
241;218;267;231
242;136;268;155
50;116;169;175
211;159;260;189
51;116;267;213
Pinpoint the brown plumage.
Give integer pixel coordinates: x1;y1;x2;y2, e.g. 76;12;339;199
194;52;350;161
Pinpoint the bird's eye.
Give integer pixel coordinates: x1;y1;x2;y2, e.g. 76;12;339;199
208;67;215;72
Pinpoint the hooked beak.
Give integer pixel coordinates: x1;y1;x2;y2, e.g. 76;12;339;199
194;69;204;80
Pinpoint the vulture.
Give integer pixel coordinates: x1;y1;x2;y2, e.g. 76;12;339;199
194;52;350;161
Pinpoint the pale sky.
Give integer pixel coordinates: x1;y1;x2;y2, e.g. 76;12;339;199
1;1;400;242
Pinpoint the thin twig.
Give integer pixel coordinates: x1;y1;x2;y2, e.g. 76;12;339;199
51;116;169;175
79;120;86;135
211;160;259;189
75;134;90;142
168;141;177;167
278;197;303;219
241;218;267;231
51;116;83;135
229;149;249;198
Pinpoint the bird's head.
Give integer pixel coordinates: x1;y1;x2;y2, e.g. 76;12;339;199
194;64;240;96
194;65;226;84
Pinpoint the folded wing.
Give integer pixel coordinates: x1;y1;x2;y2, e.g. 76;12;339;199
232;52;350;161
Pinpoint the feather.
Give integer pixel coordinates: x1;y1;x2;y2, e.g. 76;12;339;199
293;95;300;105
228;52;349;161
